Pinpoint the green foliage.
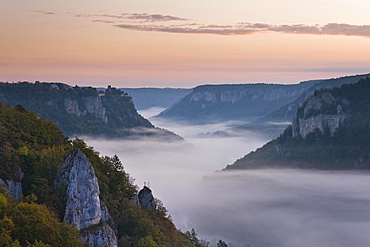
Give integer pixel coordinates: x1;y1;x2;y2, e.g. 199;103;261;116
185;228;209;247
0;191;84;246
227;77;370;170
0;103;197;247
0;82;153;138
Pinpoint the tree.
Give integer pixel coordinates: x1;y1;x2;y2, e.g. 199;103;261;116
217;239;228;247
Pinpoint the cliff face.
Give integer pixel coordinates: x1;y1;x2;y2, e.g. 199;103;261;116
256;74;370;125
225;77;370;170
292;92;349;138
64;96;108;123
158;83;314;122
54;149;117;247
0;167;24;200
138;186;155;210
0;82;156;138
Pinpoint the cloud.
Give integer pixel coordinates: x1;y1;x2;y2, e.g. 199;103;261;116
71;12;187;22
35;10;56;15
115;21;370;38
74;14;93;18
115;24;258;35
60;10;370;38
92;19;115;24
125;13;189;22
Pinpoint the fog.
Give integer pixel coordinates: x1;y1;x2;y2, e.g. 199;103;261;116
83;107;370;247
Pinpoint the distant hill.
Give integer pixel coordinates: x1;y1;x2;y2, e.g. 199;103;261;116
235;73;370;138
257;74;370;123
0;82;181;140
119;88;192;110
157;74;370;124
225;77;370;170
157;82;317;123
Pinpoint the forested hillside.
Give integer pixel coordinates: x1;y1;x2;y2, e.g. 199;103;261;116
225;77;370;170
0;103;204;246
0;82;180;140
157;82;315;122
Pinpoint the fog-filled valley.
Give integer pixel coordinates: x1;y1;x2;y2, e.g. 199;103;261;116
83;107;370;247
2;77;370;246
4;0;370;244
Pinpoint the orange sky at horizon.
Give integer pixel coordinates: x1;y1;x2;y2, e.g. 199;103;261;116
1;0;370;88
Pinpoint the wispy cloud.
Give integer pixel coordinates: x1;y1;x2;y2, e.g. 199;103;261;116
74;14;93;18
35;10;57;15
125;13;189;22
115;22;370;38
115;24;258;35
71;12;187;22
38;10;370;38
92;19;115;24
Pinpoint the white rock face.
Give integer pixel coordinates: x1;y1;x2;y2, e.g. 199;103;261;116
0;167;24;200
84;96;108;123
64;96;108;123
296;114;347;138
138;186;155;210
81;224;117;247
189;92;204;102
54;149;117;247
220;90;243;103
191;88;301;105
64;98;81;117
292;92;348;138
190;91;217;103
203;92;217;103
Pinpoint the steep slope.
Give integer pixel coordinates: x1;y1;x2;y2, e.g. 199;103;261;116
231;73;370;138
0;103;198;246
157;82;316;122
54;149;117;247
225;77;370;170
254;73;370;124
0;82;181;140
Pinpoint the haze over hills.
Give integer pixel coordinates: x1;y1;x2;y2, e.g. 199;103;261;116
156;73;370;138
120;88;192;110
237;73;370;137
157;82;317;123
225;76;370;170
0;82;181;140
255;73;370;124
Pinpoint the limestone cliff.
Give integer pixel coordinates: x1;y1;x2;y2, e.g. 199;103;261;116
0;166;24;200
158;83;314;122
225;77;370;170
54;149;117;247
0;82;156;138
64;96;108;123
292;92;349;138
138;186;155;210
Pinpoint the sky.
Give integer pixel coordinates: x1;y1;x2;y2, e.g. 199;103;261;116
1;0;370;88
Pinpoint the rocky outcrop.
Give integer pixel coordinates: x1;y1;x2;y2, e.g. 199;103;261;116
158;83;314;122
189;88;303;105
138;186;155;210
64;98;81;117
64;96;108;123
0;167;24;200
292;92;349;138
80;224;117;247
54;149;117;247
